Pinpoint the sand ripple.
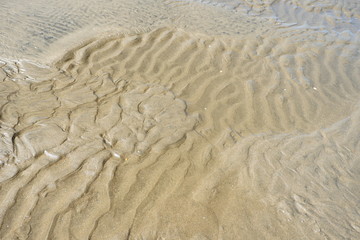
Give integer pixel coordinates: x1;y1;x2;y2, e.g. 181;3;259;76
0;25;359;239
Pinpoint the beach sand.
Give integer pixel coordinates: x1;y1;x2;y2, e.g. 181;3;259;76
0;0;360;239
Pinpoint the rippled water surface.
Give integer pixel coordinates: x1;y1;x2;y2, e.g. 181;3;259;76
0;1;359;239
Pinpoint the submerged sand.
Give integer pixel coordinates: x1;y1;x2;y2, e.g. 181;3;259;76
0;0;360;239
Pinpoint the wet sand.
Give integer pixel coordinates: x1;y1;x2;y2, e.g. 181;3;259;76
0;1;360;239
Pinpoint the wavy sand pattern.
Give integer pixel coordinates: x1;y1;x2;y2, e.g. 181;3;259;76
0;1;360;239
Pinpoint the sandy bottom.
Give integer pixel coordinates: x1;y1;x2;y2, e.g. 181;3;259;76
0;1;360;239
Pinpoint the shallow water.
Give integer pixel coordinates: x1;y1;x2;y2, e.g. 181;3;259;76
0;1;360;239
